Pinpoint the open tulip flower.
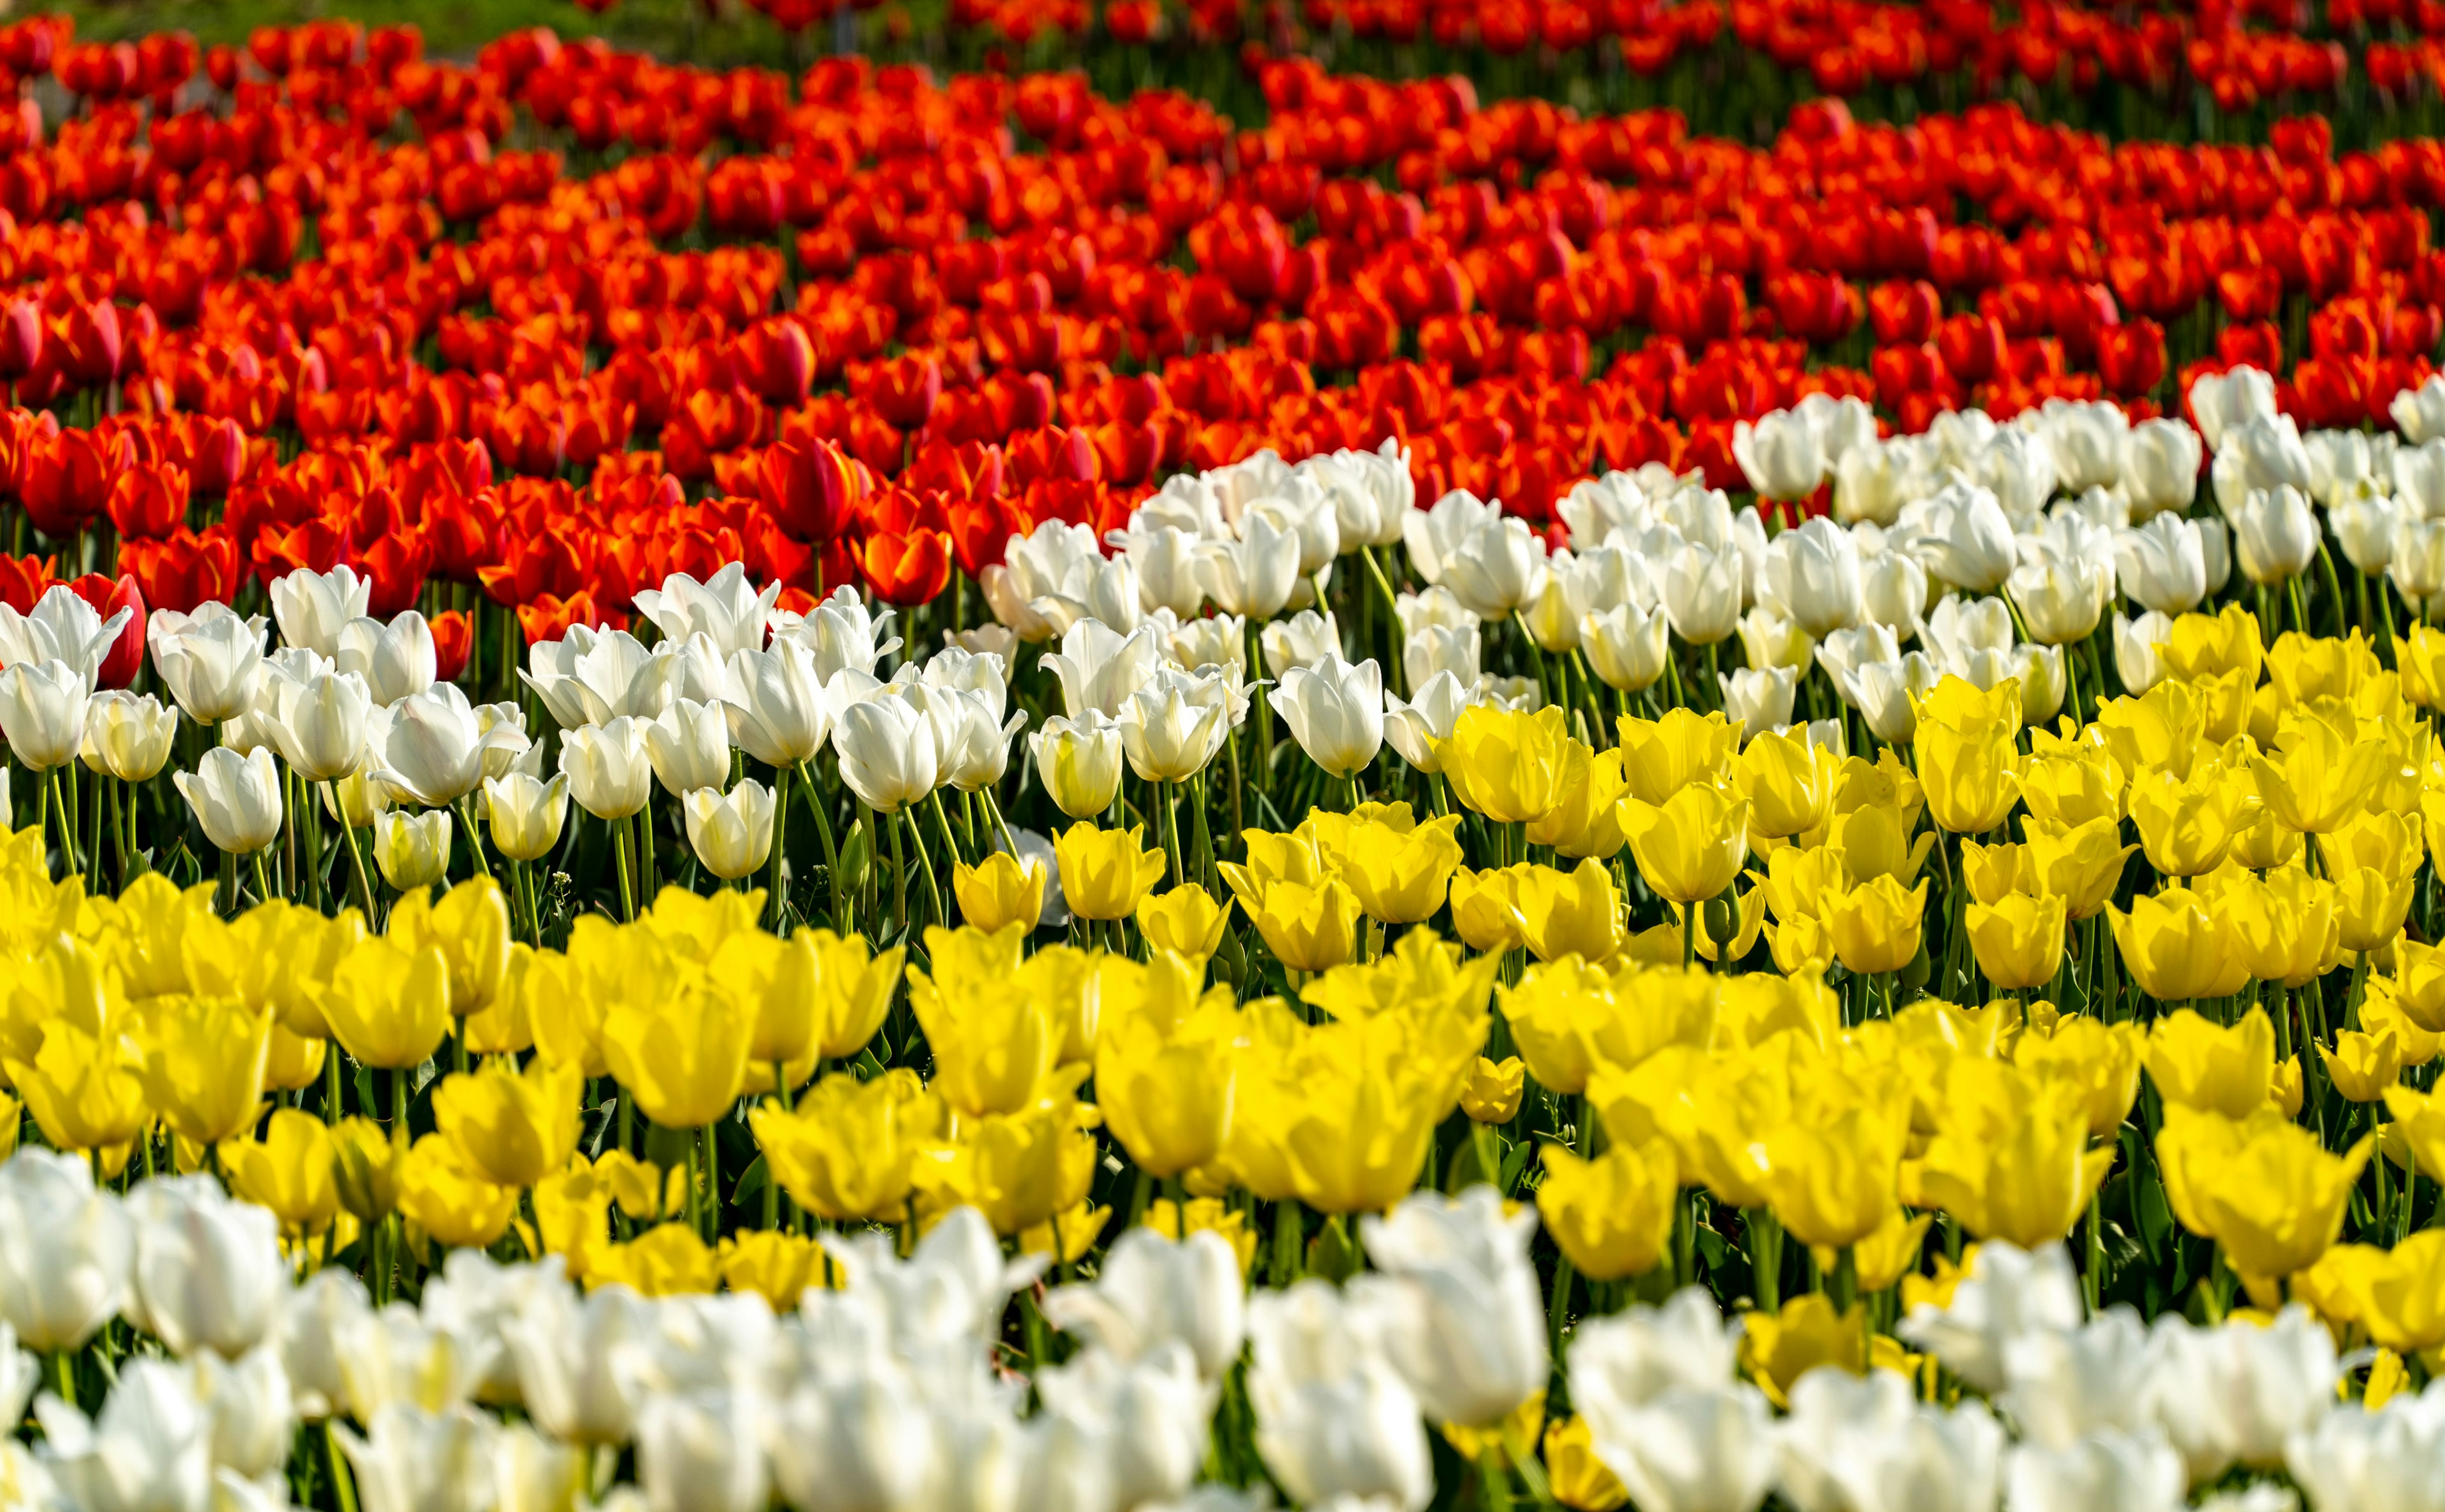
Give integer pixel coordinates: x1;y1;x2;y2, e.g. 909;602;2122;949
7;13;2445;1510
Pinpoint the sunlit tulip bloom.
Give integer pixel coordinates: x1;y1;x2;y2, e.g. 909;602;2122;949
373;808;451;891
80;691;176;782
642;698;730;800
832;693;939;814
985;519;1116;642
393;1132;518;1252
1401;618;1482;692
0;586;128;689
1967;892;2067;991
1442;516;1550;621
682;779;776;882
1117;523;1209;620
267;564;372;659
2157;1106;2373;1282
1040;617;1161;723
1917;1064;2111;1251
1860;546;1929;637
2127;765;2249;877
721;638;832;769
173;745;283;856
1537;1141;1676;1282
374;683;530;809
2142;1008;2276;1119
2002;1427;2187;1512
552;718;648;822
1054;823;1168;921
1761;1103;1905;1250
954;851;1046;933
0;1149;132;1352
1404;489;1500;588
1824;874;1925;976
260;660;371;783
1460;1057;1527;1124
1718;664;1798;737
34;1357;212;1512
1659;541;1743;646
1273;654;1383;780
148;605;267;726
1619;785;1749;905
2113;512;2211;616
1730;728;1838;840
522;626;648;729
0;657;87;771
2123;416;2204;519
1913;678;2021;833
1382;670;1471;774
1517;859;1622;963
136;994;274;1150
124;1176;284;1359
1119;666;1231;783
1338;816;1463;925
1357;1185;1548;1432
1759;518;1864;638
481;770;567;865
1233;875;1359;973
1135;885;1231;961
632;563;780;663
320;938;453;1070
2232;484;2320;585
223;1110;341;1242
1580;604;1669;694
432;1057;581;1189
334;612;437;707
1258;609;1340;680
1033;710;1127;819
1247;1281;1433;1512
1197;510;1302;620
1437;703;1569;823
1910;481;2017;593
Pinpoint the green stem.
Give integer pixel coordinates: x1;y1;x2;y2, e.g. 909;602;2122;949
798;760;845;932
455;797;492;879
905;809;944;931
611;817;636;921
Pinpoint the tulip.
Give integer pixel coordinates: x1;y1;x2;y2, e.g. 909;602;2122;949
1731;727;1838;839
1273;653;1383;781
334;612;437;707
2320;1029;2405;1104
1438;703;1570;823
135;994;274;1149
1761;1102;1903;1250
1619;784;1750;906
2232;484;2320;584
1538;1140;1677;1281
1719;664;1800;736
35;1357;215;1512
2004;1428;2187;1512
2122;418;2204;518
1461;1056;1526;1124
600;974;755;1130
986;520;1123;642
954;851;1046;933
1759;517;1864;637
1860;547;1929;636
269;564;372;659
832;691;940;814
0;657;87;772
1196;511;1302;620
1359;1186;1549;1431
1032;710;1128;819
644;698;732;798
80;691;176;782
1382;669;1472;774
222;1109;341;1241
1659;541;1744;646
1055;823;1167;922
374;682;530;809
2158;1106;2373;1282
0;1149;133;1352
1246;1282;1433;1512
0;585;133;688
1580;604;1670;694
147;605;266;726
125;1177;284;1359
634;563;781;662
1235;875;1360;973
480;768;569;865
1517;859;1622;963
1965;891;2067;992
766;1367;931;1512
1117;666;1231;783
683;779;776;882
433;1057;581;1188
556;717;651;822
1912;481;2018;593
1584;1384;1779;1512
1824;874;1925;977
374;808;453;891
174;745;284;858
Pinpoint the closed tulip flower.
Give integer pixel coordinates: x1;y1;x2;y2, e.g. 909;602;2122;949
558;717;652;820
682;778;775;882
1236;875;1360;973
1580;604;1670;693
483;771;568;863
1274;653;1384;779
1196;511;1301;620
1056;823;1168;921
752;1069;942;1223
2233;484;2320;584
176;745;283;855
2144;1008;2276;1118
135;994;273;1148
1659;541;1745;647
1719;664;1800;736
1033;710;1128;818
148;604;267;726
374;808;452;891
2113;891;2251;1005
0;1150;131;1353
334;612;437;707
320;938;453;1070
1438;703;1570;823
1760;517;1864;637
601;978;754;1130
954;851;1046;933
222;1109;341;1241
722;638;833;769
1518;859;1622;963
2320;1029;2404;1103
1137;884;1233;959
2127;765;2248;877
2115;514;2212;615
394;1134;518;1250
1461;1057;1526;1123
833;690;940;814
1619;784;1750;905
374;682;530;809
1537;1140;1678;1281
1762;1103;1904;1249
2158;1106;2372;1282
0;658;87;771
1382;669;1471;774
1732;727;1839;839
269;564;371;658
80;691;176;781
1118;667;1231;783
1824;874;1926;976
1967;891;2067;991
643;698;732;798
434;1057;581;1188
2022;817;2136;920
1342;815;1463;924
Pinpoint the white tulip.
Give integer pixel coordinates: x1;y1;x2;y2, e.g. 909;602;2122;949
2390;372;2445;444
1043;619;1165;722
560;717;654;820
0;1150;133;1353
337;1402;500;1512
268;565;371;658
0;584;131;686
36;1356;214;1512
2004;1429;2186;1512
1443;516;1549;620
1198;510;1303;620
1300;441;1412;550
1559;470;1658;551
1357;1187;1547;1432
2392;516;2445;618
767;1365;931;1512
2141;1306;2335;1486
264;660;372;784
1116;667;1231;785
1909;482;2018;593
1581;604;1671;693
2003;1308;2153;1450
645;698;732;798
1860;547;1929;638
2121;418;2203;521
175;747;283;855
935;687;1028;793
1042;1227;1246;1383
1403;489;1500;586
0;656;87;771
637;1390;770;1512
2334;495;2402;576
2213;414;2315;518
1403;620;1481;691
777;585;902;684
2043;398;2129;495
1759;517;1864;638
1274;654;1384;781
1777;1367;2003;1512
1897;1240;2084;1394
2285;1377;2445;1512
1737;605;1816;674
372;683;530;809
483;772;569;863
983;521;1111;643
1033;710;1128;819
81;691;178;782
723;639;835;769
2116;514;2211;615
190;1345;294;1480
2305;427;2393;509
1383;670;1471;774
334;612;437;707
633;562;781;661
2189;367;2278;453
373;808;452;890
1248;487;1340;577
127;1177;285;1360
1260;610;1343;679
150;605;267;726
2008;556;2109;646
1590;1385;1778;1512
1720;665;1798;739
2234;484;2320;584
1247;1282;1432;1512
1117;525;1208;619
1661;542;1745;646
834;693;940;814
2394;437;2445;521
683;779;776;880
1848;651;1941;745
279;1267;370;1422
2115;612;2173;696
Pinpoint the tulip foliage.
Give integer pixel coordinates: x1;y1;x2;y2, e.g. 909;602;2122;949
13;8;2445;1512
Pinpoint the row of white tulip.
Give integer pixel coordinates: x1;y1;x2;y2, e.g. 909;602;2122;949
0;1148;2430;1512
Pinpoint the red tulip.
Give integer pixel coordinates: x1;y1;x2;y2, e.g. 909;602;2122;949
66;573;146;689
0;551;59;614
868;352;943;430
20;428;132;537
106;462;190;541
759;437;863;543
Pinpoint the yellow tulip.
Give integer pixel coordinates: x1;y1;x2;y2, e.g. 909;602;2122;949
2383;1085;2445;1182
434;1056;583;1187
222;1108;340;1240
1766;915;1836;977
2251;703;2395;834
718;1232;834;1311
1733;728;1839;840
2388;938;2445;1032
1021;1200;1110;1264
2144;1007;2276;1117
2397;624;2445;709
1761;1101;1904;1250
751;1068;942;1223
2320;807;2426;882
2159;601;2265;685
1670;882;1767;965
397;1133;519;1250
806;929;903;1061
2271;1055;2306;1119
2223;865;2342;988
907;937;1057;1119
1449;865;1527;954
1517;860;1622;964
389;877;512;1018
1096;953;1242;1177
1826;803;1933;887
1808;1207;1936;1293
2109;888;2250;1003
2332;865;2419;955
1461;1056;1526;1122
2020;816;2136;920
1235;875;1361;973
593;1148;685;1222
1136;884;1233;959
1616;707;1739;804
2264;628;2383;709
135;995;271;1147
2365;983;2444;1069
1824;875;1925;977
1913;1061;2111;1249
588;1224;718;1296
2127;764;2250;877
2015;747;2125;830
600;979;755;1129
1056;823;1168;921
1527;745;1629;860
702;929;818;1079
2015;1015;2144;1140
6;1022;149;1154
1965;892;2066;992
913;1069;1097;1236
2157;1106;2372;1282
1342;816;1464;924
1542;1417;1629;1512
1618;784;1750;905
318;938;454;1070
1500;957;1610;1095
953;851;1047;933
1736;1294;1873;1408
1536;1139;1677;1281
1913;677;2022;833
331;1116;406;1224
2320;1029;2404;1103
1438;703;1570;823
2334;1231;2445;1353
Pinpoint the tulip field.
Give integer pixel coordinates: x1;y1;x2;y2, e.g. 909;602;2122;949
11;3;2445;1511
